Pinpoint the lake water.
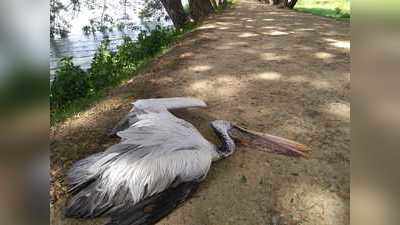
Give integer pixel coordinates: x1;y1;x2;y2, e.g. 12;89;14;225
50;29;144;79
50;0;186;79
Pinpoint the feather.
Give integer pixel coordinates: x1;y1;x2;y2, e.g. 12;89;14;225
108;97;206;137
133;97;207;111
105;181;200;225
65;99;215;220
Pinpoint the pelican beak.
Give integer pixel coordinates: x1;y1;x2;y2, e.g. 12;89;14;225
228;125;310;158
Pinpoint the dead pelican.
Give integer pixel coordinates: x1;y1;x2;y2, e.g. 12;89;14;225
65;97;309;225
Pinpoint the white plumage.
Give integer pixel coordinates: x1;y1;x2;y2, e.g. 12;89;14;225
66;97;218;221
65;97;308;225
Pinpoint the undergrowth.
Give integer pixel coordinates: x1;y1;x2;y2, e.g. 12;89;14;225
50;25;194;124
50;1;235;125
295;0;350;20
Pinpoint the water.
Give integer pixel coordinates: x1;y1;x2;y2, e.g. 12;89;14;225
50;0;176;79
50;30;142;78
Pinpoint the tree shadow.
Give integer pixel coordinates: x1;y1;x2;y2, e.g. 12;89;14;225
50;1;350;224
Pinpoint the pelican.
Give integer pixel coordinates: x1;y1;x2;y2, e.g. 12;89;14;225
65;97;309;225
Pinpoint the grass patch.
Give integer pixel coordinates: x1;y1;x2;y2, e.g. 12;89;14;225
50;24;196;125
295;0;350;20
50;21;201;125
50;91;104;124
50;1;236;126
215;0;236;13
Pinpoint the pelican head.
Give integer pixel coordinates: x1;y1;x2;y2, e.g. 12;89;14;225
210;120;309;159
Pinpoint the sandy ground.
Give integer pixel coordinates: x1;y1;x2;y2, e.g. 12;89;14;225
50;1;350;224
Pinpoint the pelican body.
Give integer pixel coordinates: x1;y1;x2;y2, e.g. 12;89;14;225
65;97;308;225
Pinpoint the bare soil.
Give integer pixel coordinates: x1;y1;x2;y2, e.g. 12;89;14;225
50;1;350;224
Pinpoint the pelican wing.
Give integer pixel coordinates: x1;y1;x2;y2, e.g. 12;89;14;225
133;97;207;110
108;97;207;137
65;106;214;220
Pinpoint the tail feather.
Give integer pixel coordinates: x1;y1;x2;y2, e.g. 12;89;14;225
105;181;200;225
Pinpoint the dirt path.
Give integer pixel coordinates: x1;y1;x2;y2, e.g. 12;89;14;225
50;1;350;224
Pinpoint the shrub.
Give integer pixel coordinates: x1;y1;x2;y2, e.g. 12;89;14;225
89;39;119;90
50;57;92;109
51;25;189;123
115;36;141;74
136;26;175;57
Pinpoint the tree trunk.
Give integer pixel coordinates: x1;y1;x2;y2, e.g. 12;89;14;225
267;0;298;8
268;0;284;6
189;0;214;22
285;0;298;9
160;0;189;29
210;0;218;9
218;0;228;8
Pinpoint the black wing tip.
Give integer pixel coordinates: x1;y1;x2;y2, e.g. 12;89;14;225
108;181;200;225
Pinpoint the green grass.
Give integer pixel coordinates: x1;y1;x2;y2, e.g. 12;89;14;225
295;0;350;20
50;44;178;126
50;3;237;126
215;0;236;12
50;91;104;124
50;22;203;126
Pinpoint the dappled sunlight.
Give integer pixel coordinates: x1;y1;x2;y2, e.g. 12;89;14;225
215;41;249;50
198;24;217;30
262;30;290;36
63;97;123;132
216;21;236;26
190;80;210;92
218;16;236;20
262;18;275;21
238;32;259;38
259;43;277;49
179;52;194;59
310;79;332;89
260;52;289;61
324;38;350;50
296;28;315;32
51;1;351;225
322;102;350;121
227;41;249;46
256;72;282;80
261;26;278;29
217;26;231;30
276;178;348;225
241;48;260;54
281;123;311;136
268;12;282;15
286;75;308;83
188;65;212;72
215;45;233;50
321;31;343;36
216;76;240;84
240;17;253;21
276;27;288;31
285;75;333;90
156;76;174;84
214;21;242;28
310;80;332;89
188;76;242;98
315;52;335;59
293;44;315;51
214;76;241;97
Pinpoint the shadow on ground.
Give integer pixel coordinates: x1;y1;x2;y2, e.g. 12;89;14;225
50;0;350;224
